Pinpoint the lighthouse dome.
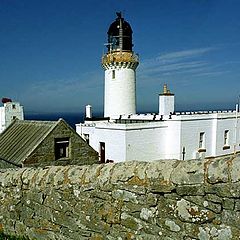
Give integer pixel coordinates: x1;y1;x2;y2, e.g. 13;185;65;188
107;12;133;52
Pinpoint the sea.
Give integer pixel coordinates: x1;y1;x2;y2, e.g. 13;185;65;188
25;104;234;129
25;112;102;129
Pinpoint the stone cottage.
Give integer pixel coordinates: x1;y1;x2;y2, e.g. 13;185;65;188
0;119;99;168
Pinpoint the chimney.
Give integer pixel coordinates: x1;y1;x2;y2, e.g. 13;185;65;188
159;84;175;115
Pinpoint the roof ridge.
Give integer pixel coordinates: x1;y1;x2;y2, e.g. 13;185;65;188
16;119;58;124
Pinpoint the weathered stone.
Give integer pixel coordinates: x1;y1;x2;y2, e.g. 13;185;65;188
157;196;177;221
65;165;88;185
149;182;176;193
111;161;139;183
205;194;222;203
1;157;240;239
146;160;177;182
229;155;240;183
171;160;205;185
222;198;235;210
197;225;233;240
221;210;240;228
120;212;140;231
183;196;222;213
136;233;171;240
205;183;240;197
175;199;215;223
140;207;155;221
112;189;138;203
234;200;240;211
183;222;201;238
108;224;136;239
207;158;230;184
165;219;181;232
176;185;205;196
26;227;64;240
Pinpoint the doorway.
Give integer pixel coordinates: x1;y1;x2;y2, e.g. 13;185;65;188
99;142;105;163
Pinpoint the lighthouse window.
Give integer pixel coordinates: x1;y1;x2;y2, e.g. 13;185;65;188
112;70;115;79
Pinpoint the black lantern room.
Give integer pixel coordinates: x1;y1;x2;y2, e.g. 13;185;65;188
107;12;133;52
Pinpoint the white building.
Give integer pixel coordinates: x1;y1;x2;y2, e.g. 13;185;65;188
0;99;24;133
76;13;240;163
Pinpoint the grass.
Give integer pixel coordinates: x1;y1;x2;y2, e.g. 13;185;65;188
0;232;29;240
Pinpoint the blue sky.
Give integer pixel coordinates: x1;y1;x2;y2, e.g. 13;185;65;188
1;0;240;113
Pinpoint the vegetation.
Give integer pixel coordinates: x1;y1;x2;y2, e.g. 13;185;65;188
0;232;29;240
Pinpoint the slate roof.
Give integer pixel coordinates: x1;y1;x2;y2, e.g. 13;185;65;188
0;119;59;167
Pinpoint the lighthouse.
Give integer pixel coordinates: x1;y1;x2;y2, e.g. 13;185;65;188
102;12;139;118
77;12;240;163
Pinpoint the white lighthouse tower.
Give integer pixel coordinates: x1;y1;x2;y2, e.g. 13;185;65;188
102;12;139;118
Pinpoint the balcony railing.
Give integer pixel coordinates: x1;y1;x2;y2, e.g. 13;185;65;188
102;51;139;65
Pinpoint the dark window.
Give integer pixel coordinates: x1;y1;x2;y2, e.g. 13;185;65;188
224;130;229;145
112;70;115;79
12;104;16;109
55;137;70;160
100;142;105;163
199;132;205;149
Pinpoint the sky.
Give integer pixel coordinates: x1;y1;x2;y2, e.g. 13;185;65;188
1;0;240;114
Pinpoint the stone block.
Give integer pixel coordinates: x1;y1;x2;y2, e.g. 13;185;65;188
183;196;222;213
176;185;205;196
230;155;240;183
222;198;235;210
171;160;205;185
207;158;230;184
175;198;215;223
205;194;222;203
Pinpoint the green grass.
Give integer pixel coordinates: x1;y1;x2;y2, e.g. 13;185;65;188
0;232;29;240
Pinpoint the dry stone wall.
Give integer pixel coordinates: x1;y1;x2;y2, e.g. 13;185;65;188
1;155;240;239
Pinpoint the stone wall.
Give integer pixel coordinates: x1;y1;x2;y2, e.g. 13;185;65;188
0;155;240;239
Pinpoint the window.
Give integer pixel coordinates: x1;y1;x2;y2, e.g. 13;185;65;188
12;116;17;120
112;70;115;79
12;104;16;109
199;132;205;149
55;137;70;160
224;130;229;146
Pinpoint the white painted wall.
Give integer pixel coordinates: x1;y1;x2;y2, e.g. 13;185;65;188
95;126;126;162
85;105;92;118
164;119;182;159
214;114;239;156
175;112;240;160
76;122;127;162
179;115;216;160
104;67;136;118
77;112;240;162
159;95;175;115
0;107;5;133
0;102;24;133
125;123;168;161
